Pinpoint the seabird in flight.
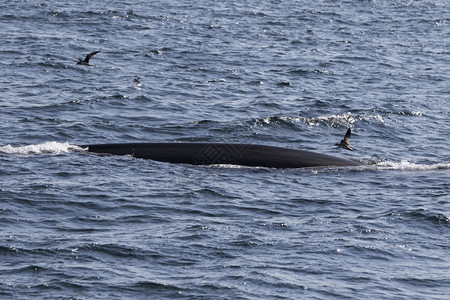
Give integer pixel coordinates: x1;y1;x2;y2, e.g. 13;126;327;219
76;51;100;66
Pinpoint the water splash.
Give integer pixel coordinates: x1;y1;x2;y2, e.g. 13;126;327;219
252;112;386;128
299;112;386;127
0;142;82;155
374;160;450;171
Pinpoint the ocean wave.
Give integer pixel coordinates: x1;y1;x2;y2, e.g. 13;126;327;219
298;112;386;127
405;209;450;227
252;112;385;128
0;142;82;155
373;160;450;171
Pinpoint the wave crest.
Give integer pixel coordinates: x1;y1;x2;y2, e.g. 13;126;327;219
252;112;385;128
0;142;82;155
374;160;450;171
300;112;385;127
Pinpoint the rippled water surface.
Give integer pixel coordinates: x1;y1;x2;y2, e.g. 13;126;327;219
1;0;449;299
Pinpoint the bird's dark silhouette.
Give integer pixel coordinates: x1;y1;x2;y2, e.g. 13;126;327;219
335;128;354;151
76;51;100;66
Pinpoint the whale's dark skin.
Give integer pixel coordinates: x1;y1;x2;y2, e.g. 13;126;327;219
80;143;360;168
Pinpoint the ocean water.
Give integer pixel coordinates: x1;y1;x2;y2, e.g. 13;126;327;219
1;0;449;299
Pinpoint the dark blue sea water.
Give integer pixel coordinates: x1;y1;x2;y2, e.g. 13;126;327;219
1;0;449;299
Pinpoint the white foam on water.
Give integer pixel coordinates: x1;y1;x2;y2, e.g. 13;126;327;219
300;112;386;126
0;142;83;155
374;160;450;171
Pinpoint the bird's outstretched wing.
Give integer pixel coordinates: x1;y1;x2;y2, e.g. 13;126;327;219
335;128;354;151
84;51;100;63
343;128;351;144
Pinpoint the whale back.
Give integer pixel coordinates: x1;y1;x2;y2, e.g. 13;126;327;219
81;143;360;168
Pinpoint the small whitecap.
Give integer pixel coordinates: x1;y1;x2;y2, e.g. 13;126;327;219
375;160;450;171
300;112;385;127
0;142;82;155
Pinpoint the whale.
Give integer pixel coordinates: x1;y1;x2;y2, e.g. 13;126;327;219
80;142;361;168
